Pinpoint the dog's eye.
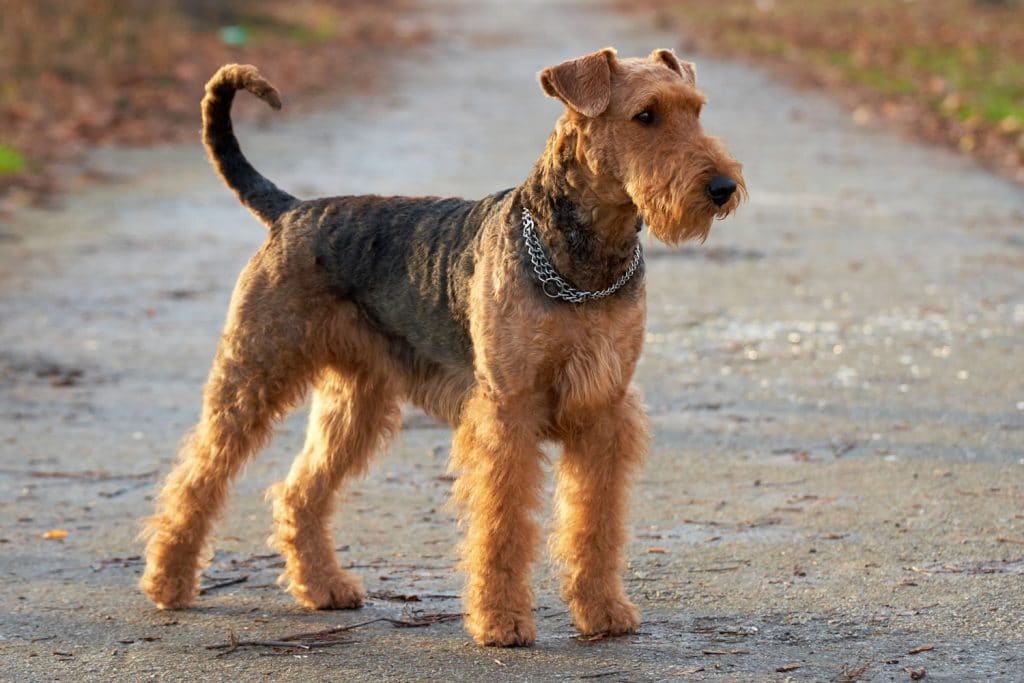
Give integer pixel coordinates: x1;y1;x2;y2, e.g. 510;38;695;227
633;109;655;125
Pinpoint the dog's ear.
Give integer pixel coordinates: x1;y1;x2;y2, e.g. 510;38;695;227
650;49;696;85
539;47;617;118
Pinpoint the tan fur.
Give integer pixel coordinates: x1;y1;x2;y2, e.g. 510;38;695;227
542;52;746;246
140;49;745;647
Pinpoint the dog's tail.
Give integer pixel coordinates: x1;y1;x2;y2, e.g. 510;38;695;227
202;64;297;226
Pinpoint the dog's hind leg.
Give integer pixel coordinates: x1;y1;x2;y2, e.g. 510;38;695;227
139;253;321;609
269;367;401;609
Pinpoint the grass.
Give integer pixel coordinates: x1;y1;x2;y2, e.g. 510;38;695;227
637;0;1024;183
0;145;26;175
0;0;426;205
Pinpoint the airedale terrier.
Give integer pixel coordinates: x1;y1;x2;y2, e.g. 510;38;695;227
140;47;744;647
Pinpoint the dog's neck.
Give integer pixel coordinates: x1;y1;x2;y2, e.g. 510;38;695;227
517;122;642;294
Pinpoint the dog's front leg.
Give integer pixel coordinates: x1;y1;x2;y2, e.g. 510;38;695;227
552;388;648;636
449;390;545;647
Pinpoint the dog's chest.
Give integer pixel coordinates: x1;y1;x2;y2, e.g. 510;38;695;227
549;304;644;414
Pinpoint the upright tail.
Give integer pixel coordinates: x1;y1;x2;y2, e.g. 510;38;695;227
202;64;297;226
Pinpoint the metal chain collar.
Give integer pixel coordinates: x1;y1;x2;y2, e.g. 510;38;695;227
521;207;643;304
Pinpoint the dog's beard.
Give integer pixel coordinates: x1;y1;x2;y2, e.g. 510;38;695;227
627;157;745;245
628;176;742;246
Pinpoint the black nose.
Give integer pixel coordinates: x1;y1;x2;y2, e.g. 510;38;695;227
706;174;737;206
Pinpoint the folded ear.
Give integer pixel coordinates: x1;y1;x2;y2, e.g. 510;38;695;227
650;48;697;85
538;47;617;117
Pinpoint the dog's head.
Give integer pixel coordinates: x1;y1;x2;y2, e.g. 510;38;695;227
539;47;745;244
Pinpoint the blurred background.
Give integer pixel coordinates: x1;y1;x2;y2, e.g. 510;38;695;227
1;2;1022;679
0;0;429;205
635;0;1024;184
1;0;1022;209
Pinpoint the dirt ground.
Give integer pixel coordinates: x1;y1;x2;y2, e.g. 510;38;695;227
1;1;1022;681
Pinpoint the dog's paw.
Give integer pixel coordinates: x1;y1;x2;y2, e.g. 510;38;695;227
284;570;365;610
570;596;641;637
139;568;199;610
466;611;537;647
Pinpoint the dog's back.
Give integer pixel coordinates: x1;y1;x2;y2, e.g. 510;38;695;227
303;192;508;367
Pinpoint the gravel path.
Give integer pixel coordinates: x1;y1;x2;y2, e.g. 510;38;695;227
2;1;1022;680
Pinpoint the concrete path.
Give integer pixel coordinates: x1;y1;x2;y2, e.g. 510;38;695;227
2;0;1022;680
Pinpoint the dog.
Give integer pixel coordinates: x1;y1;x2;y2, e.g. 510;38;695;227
139;47;745;647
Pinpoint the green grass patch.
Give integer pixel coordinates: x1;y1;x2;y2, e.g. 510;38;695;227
978;90;1024;124
235;7;340;47
853;67;917;96
0;145;26;174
